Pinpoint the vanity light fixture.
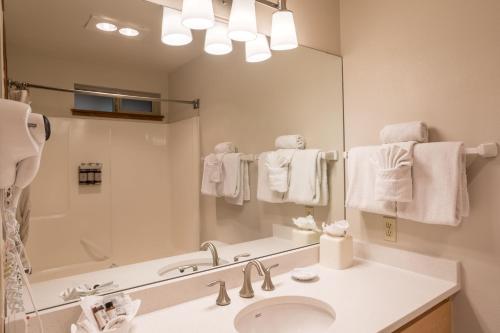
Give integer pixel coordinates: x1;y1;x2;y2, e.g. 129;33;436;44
161;7;193;46
96;22;118;32
270;0;298;50
204;22;233;55
119;27;140;37
228;0;258;42
245;33;272;63
181;0;215;30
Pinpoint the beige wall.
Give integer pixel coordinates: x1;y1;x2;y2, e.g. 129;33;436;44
1;0;5;330
168;44;344;245
340;0;500;332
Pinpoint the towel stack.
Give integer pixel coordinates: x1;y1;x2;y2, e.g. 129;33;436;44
201;142;250;206
257;135;328;206
346;121;469;226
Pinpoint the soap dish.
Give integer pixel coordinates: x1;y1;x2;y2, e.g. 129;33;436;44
291;268;318;282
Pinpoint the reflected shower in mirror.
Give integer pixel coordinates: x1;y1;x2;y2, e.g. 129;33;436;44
4;0;344;312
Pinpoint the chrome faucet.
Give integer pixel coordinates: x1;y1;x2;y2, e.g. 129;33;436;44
207;280;231;306
233;253;251;262
239;260;264;298
200;241;220;267
178;264;198;273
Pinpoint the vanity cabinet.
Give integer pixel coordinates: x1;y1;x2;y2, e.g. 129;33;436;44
395;299;451;333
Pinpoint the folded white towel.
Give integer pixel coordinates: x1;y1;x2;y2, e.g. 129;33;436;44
397;142;469;226
372;142;415;202
265;150;295;193
257;152;287;203
201;154;222;197
275;135;305;149
288;149;328;206
345;146;397;215
380;121;428;144
225;159;250;206
221;153;241;198
214;142;237;154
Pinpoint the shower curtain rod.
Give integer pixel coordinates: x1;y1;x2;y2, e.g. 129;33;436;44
7;80;201;110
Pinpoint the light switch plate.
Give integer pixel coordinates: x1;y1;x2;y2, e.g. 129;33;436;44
383;216;397;242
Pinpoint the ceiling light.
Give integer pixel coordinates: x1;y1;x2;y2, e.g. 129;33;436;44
119;27;140;37
181;0;215;30
270;2;298;51
228;0;257;42
204;22;233;55
161;7;193;46
96;22;117;32
245;33;272;63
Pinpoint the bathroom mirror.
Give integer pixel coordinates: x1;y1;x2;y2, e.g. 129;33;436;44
4;0;344;311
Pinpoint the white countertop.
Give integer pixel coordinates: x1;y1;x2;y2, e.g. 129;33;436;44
129;259;459;333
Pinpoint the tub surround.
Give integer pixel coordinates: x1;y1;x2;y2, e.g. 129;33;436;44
25;241;459;333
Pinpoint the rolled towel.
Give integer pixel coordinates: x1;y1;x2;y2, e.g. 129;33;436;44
380;121;428;144
275;135;305;149
214;142;237;154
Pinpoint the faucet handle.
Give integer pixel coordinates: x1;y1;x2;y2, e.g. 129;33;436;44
233;253;251;262
207;280;231;306
261;263;279;291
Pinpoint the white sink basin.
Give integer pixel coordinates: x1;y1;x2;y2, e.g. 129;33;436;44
234;296;335;333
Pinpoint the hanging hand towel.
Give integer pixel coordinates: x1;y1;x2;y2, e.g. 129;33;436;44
372;142;415;202
397;142;469;226
275;135;305;149
345;146;397;215
265;149;295;193
380;121;428;144
257;152;288;203
201;154;222;197
225;160;250;206
287;149;328;206
221;153;242;198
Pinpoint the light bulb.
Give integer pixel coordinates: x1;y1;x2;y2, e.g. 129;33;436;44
228;0;257;42
181;0;215;30
96;22;117;32
161;7;193;46
204;22;233;55
119;27;140;37
270;10;298;50
246;33;272;63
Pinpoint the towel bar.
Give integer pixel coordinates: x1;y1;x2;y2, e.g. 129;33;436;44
201;151;339;163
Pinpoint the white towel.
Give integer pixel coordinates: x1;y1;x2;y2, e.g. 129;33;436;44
257;152;287;203
265;149;295;193
225;160;250;206
214;142;237;154
274;135;305;149
372;142;415;202
201;154;222;197
288;149;328;206
346;146;397;215
397;142;469;226
221;153;242;198
380;121;428;144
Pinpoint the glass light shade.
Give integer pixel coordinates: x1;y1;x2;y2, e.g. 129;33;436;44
228;0;257;42
119;27;140;37
96;22;117;32
270;10;298;50
245;34;272;63
204;22;233;55
181;0;215;30
161;7;193;46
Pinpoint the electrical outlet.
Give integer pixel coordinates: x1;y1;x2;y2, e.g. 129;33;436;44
383;216;397;242
305;205;314;216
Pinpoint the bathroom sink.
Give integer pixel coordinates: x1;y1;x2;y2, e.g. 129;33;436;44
234;296;335;333
157;258;228;276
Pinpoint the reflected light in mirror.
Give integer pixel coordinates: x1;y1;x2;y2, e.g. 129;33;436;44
161;7;193;46
96;22;117;32
119;27;140;37
245;33;272;63
270;10;298;51
181;0;215;30
204;22;232;55
228;0;257;42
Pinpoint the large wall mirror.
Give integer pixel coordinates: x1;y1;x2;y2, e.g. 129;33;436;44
4;0;344;312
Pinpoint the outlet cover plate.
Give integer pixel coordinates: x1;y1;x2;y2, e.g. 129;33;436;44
383;216;397;242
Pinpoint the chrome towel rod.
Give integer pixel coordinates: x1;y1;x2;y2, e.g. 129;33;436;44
7;80;200;110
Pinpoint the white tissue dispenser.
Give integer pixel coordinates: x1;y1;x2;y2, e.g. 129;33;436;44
319;234;353;270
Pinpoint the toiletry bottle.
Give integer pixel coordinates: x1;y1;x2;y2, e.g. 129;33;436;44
79;164;87;185
95;163;102;185
92;304;109;330
105;301;117;320
87;163;95;185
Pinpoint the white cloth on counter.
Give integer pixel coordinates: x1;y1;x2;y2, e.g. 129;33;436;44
287;149;329;206
380;121;428;144
346;146;397;215
274;135;305;150
372;142;415;202
397;142;469;226
201;153;223;197
257;151;287;203
265;149;296;193
214;142;237;154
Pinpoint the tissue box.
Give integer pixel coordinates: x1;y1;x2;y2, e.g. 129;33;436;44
319;234;353;270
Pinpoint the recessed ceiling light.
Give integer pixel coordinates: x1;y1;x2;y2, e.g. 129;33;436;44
119;27;140;37
96;22;118;32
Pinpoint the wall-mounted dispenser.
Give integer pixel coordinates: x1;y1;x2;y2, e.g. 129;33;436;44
79;163;103;185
